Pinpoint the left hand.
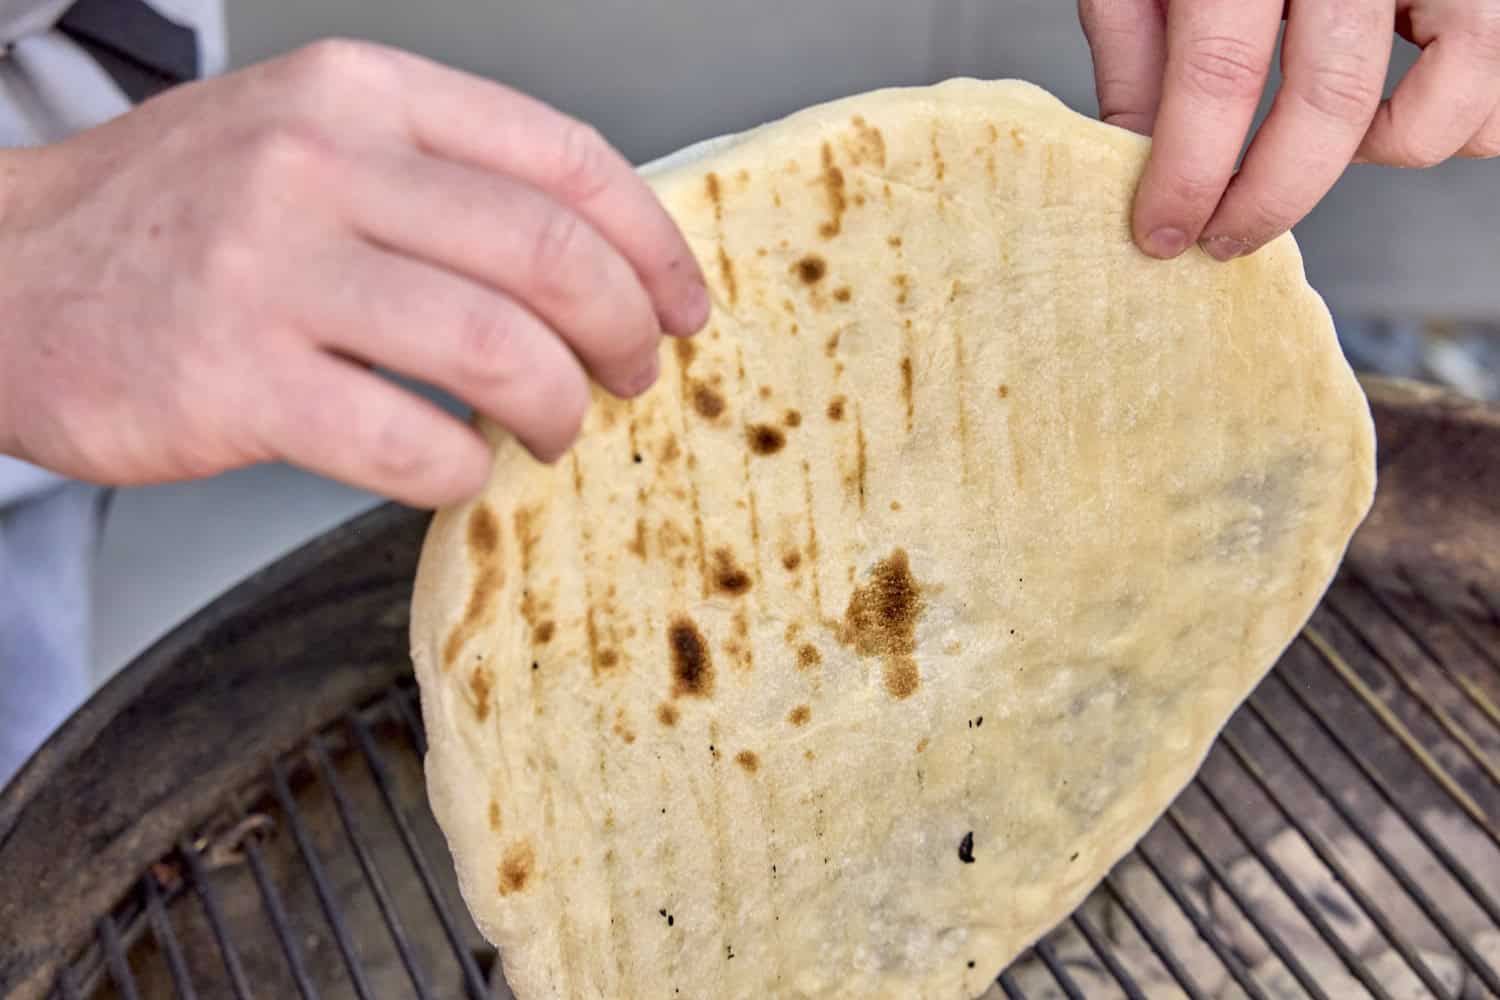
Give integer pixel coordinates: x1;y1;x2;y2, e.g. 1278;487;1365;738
1079;0;1500;261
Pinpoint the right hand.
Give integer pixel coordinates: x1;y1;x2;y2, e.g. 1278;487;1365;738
0;39;709;507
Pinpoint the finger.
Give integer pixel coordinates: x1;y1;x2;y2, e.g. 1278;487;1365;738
382;50;709;336
1357;34;1500;166
1132;0;1283;258
348;152;662;400
1078;0;1169;135
1458;97;1500;157
293;243;591;462
1198;0;1393;259
259;348;492;508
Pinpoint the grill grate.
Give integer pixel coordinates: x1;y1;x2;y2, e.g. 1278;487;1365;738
50;567;1500;1000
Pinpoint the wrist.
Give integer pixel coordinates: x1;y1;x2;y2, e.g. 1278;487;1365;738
0;146;36;460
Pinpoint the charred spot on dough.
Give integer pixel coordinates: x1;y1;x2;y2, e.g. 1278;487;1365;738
659;434;682;463
498;841;535;895
468;666;493;721
759;385;774;400
627;518;648;560
534;620;556;644
901;357;914;430
818;142;846;238
788;705;811;727
599;649;620;669
794;254;827;285
735;750;760;773
916;738;929;753
892;273;911;306
847;115;887;168
712;548;752;596
747;424;786;456
488;799;501;831
797;643;821;670
673;338;696;371
832;286;852;303
827;396;846;421
782;549;802;571
716;245;738;305
930;126;946;180
840;548;925;699
442;563;502;669
887;236;902;249
669;617;714;698
784;409;801;428
467;505;500;560
705;171;723;221
692;384;726;420
890;500;902;512
958;832;976;864
998;383;1009;400
657;702;679;727
613;708;636;744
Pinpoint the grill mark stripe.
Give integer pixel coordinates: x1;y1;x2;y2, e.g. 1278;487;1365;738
800;458;824;619
675;351;711;597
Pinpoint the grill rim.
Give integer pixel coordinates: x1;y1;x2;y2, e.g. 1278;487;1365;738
0;502;431;1000
1;374;1496;1000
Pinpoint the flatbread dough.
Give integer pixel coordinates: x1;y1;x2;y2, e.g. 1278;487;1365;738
410;79;1375;999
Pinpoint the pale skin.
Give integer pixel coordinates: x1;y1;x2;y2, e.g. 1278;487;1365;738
1;4;1496;509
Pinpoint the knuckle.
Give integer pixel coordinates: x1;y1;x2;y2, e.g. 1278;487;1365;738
1179;35;1268;102
529;207;589;281
1297;61;1382;124
453;304;523;387
1389;132;1449;168
367;410;431;483
284;37;392;90
244;121;336;184
1464;129;1500;158
552;121;615;203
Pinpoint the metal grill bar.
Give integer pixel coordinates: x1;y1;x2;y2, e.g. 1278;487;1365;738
1218;727;1457;999
270;760;378;1000
56;963;82;1000
141;870;197;1000
176;837;254;999
98;915;142;1000
1472;583;1500;624
1186;778;1398;1000
1393;569;1500;726
1309;621;1497;840
1161;807;1333;1000
308;734;435;999
995;970;1026;999
1263;669;1500;995
1301;629;1500;928
1324;595;1500;810
230;800;321;1000
1070;912;1147;999
350;708;490;1000
1109;855;1232;999
1030;939;1085;999
1244;689;1495;989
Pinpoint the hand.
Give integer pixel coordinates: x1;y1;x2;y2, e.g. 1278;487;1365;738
1079;0;1500;261
0;40;709;507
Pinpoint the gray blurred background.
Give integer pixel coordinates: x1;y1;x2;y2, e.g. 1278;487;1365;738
91;0;1499;685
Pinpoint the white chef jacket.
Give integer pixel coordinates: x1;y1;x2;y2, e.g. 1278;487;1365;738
0;0;225;789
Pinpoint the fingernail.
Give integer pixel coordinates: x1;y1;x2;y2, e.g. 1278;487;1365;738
1201;235;1251;262
626;352;661;396
1142;227;1189;259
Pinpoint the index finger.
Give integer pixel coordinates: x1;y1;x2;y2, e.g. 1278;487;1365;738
1132;0;1283;258
388;51;710;337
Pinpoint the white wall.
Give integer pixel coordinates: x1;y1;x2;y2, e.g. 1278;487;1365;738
226;0;1499;318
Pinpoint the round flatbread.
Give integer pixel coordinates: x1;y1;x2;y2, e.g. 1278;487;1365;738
410;79;1375;1000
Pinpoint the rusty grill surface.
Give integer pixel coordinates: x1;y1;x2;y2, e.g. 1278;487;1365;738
36;564;1500;1000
